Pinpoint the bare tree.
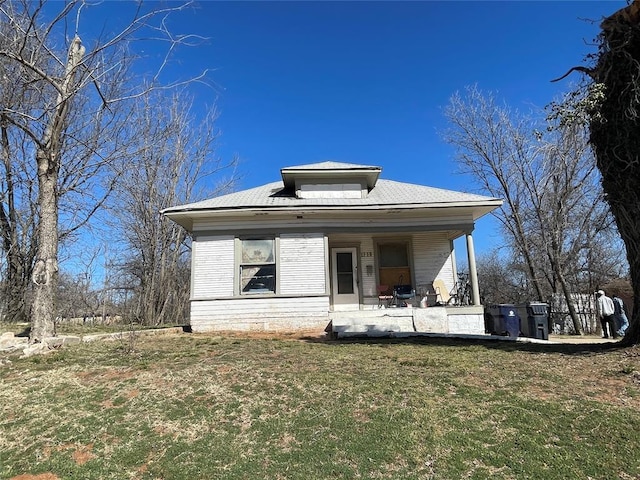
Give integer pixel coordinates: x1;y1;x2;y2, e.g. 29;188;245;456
0;121;38;323
108;91;237;326
443;86;621;334
0;0;205;342
57;272;100;322
444;87;547;302
526;120;618;332
476;250;532;305
0;11;42;323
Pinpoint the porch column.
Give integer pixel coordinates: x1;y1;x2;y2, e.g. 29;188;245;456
466;232;481;306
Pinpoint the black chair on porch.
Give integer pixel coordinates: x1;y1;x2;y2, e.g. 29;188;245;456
393;275;416;307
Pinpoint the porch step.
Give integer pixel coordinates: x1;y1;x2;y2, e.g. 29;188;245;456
329;307;416;319
330;309;415;337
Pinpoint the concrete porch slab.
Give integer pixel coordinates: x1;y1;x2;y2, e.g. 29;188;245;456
329;305;485;338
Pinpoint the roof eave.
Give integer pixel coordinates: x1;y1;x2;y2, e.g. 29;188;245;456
163;199;502;230
163;210;194;231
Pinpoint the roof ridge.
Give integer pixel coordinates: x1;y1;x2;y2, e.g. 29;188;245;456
281;160;380;170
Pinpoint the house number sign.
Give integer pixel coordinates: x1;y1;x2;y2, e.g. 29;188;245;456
361;251;373;257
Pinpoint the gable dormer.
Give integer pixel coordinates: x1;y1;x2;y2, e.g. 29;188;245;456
280;161;382;199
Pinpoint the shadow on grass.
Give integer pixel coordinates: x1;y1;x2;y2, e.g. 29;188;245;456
300;333;632;356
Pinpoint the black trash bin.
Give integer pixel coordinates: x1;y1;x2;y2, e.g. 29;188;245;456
484;305;500;334
501;305;521;338
525;302;549;340
485;304;520;337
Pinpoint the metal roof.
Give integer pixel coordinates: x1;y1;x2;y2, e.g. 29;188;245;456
162;162;503;231
281;160;380;171
163;179;500;212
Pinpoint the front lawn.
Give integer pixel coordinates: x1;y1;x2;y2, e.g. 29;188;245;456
1;332;639;479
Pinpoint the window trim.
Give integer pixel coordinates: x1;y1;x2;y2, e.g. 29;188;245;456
236;236;279;296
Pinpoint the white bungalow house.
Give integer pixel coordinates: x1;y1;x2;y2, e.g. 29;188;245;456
163;161;502;337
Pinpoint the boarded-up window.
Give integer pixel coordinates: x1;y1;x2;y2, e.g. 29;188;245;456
240;239;276;294
378;243;410;287
379;243;408;267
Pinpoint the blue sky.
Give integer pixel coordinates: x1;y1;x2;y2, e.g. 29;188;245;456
84;1;620;256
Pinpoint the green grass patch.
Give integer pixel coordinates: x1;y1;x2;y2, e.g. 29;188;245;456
1;334;639;479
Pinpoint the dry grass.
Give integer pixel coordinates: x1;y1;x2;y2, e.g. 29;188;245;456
1;331;640;479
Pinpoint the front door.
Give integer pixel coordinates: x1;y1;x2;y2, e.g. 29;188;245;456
331;247;359;310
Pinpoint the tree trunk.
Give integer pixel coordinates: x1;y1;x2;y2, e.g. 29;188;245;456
1;119;32;323
519;235;546;303
29;36;84;343
615;211;640;346
557;266;582;334
3;261;28;323
29;149;59;342
590;0;640;345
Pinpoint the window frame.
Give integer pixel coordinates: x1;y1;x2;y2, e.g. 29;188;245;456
375;239;413;288
236;236;279;295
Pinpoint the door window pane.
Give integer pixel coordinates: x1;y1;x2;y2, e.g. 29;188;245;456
336;252;354;294
336;252;353;273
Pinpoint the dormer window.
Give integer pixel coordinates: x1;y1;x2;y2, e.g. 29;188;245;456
280;161;382;200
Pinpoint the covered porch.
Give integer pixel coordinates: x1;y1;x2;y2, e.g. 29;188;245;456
327;229;482;304
327;226;485;337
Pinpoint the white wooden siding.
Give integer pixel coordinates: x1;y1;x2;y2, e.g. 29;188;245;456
279;233;326;295
412;233;455;292
192;236;234;299
190;296;330;332
359;237;376;299
188;231;459;331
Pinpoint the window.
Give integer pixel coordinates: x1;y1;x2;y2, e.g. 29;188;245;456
297;183;363;199
379;243;408;268
240;238;276;294
378;242;411;288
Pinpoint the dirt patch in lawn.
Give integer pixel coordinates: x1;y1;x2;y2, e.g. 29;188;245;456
10;474;60;480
